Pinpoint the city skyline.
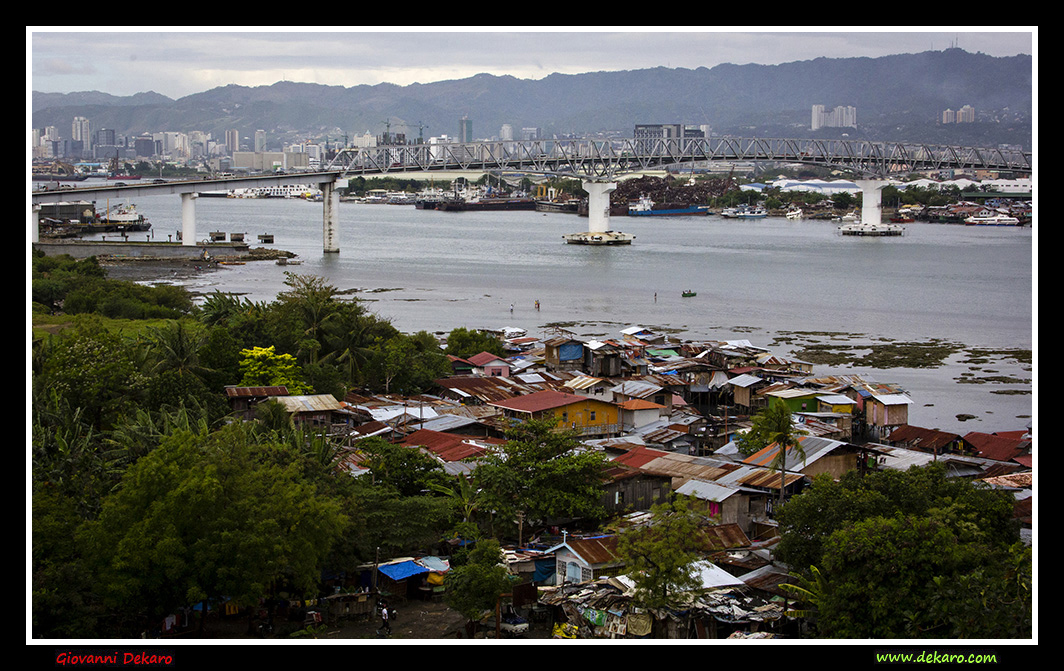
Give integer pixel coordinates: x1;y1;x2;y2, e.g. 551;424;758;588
29;27;1035;100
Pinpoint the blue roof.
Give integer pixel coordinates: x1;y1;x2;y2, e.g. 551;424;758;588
378;560;429;581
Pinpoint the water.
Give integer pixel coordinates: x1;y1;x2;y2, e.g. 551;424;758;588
87;191;1035;435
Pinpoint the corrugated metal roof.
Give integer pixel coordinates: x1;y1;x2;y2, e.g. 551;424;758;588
226;386;289;397
727;374;763;388
548;535;622;566
871;393;913;405
489;389;592;413
268;394;342;412
675;478;741;502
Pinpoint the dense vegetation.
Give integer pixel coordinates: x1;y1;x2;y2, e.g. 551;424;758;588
776;463;1031;638
30;251;609;638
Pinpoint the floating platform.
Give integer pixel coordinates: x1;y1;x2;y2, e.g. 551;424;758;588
837;223;905;237
562;231;635;245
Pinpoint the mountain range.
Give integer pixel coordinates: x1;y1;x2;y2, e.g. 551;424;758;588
32;48;1033;150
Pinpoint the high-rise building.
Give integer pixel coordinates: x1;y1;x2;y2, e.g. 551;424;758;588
459;116;473;143
500;124;513;141
72;116;91;143
226;129;240;154
254;130;266;152
811;105;857;130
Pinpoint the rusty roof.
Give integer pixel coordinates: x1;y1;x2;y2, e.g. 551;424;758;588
226;386;289;397
489;389;603;414
556;535;622;566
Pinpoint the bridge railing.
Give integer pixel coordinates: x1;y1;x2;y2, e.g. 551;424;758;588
323;137;1032;179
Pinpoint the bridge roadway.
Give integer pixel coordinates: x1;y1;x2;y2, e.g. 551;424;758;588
31;137;1033;253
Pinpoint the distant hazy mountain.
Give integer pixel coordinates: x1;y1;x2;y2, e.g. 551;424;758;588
32;48;1032;149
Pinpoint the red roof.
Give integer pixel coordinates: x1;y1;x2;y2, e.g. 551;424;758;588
888;425;961;453
962;431;1031;462
396;429;498;461
611;445;672;468
489;389;593;413
468;351;508;367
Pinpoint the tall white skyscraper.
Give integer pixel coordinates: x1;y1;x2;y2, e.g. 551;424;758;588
811;104;857;130
72;116;91;144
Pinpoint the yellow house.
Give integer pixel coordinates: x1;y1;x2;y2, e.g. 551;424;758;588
489;390;620;437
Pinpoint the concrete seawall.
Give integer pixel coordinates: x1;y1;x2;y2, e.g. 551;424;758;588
32;240;251;260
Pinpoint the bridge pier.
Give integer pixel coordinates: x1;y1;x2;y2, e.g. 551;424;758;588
181;192;198;245
322;181;340;253
562;180;634;245
856;179;888;225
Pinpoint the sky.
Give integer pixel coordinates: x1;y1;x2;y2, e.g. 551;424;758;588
29;27;1036;100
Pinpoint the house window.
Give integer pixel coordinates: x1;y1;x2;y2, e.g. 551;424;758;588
590;411;597;421
581;566;593;583
614;490;624;505
562;412;568;423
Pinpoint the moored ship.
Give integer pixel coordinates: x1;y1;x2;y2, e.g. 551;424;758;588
85;202;152;232
627;194;709;216
964;213;1021;226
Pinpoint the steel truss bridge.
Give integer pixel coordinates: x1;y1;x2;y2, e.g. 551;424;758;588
324;136;1033;180
32;136;1033;254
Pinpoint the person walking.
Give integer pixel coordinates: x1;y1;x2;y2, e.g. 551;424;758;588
377;601;391;636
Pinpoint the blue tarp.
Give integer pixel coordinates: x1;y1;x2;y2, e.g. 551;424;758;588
532;558;556;583
378;560;430;581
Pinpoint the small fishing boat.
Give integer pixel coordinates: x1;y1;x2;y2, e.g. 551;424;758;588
682;290;697;297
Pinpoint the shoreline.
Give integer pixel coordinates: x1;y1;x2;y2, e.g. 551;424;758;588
98;247;293;283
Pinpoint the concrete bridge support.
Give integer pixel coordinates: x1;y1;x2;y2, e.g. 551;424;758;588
584;180;617;233
857;179;888;226
562;180;634;244
322;181;340;254
181;192;198;245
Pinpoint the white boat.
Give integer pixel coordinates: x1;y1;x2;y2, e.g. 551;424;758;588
839;211;860;223
785;208;803;220
964;213;1021;226
257;184;321;199
720;204;767;219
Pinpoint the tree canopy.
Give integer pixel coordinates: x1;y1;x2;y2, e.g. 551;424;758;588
776;463;1029;638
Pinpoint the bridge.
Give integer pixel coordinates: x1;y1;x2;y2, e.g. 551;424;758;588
32;137;1033;252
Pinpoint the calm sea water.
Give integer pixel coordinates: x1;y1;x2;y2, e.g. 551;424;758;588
87;191;1036;435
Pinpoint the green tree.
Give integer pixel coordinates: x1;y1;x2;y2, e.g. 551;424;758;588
34;315;148;430
473;418;609;535
616;495;713;609
237;345;312;394
444;539;518;633
775;463;1028;638
79;423;346;636
356;436;449;497
445;327;505;359
736;402;807;507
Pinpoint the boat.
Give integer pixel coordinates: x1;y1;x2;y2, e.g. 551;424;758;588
720;204;767;219
839;211;860;223
837;222;905;237
682;290;697;297
785;208;803;220
964;213;1021;226
88;202;151;232
437;196;537;212
535;198;581;214
628;194;709;216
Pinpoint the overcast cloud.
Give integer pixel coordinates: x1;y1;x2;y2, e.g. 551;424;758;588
29;27;1035;100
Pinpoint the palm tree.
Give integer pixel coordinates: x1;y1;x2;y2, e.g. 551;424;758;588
759;402;807;508
147;320;210;378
